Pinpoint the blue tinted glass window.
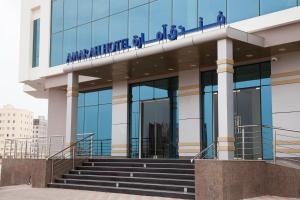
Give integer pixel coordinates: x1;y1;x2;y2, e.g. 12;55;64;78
78;0;92;25
129;5;149;40
173;0;197;30
129;0;148;8
260;0;297;15
198;0;226;25
78;93;85;107
154;79;168;99
84;106;98;135
64;0;77;29
140;81;154;100
93;0;109;20
149;0;172;40
50;32;63;66
77;107;84;134
131;85;140;101
32;19;40;68
227;0;259;23
51;0;63;33
85;91;98;106
63;28;76;63
234;64;260;89
99;89;112;104
110;0;128;14
92;18;109;46
110;12;128;41
77;23;92;50
98;104;112;139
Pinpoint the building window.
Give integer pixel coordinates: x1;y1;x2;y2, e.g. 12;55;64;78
260;0;297;15
32;18;40;67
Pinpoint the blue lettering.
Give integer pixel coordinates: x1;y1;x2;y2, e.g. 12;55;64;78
121;39;131;49
132;33;145;49
168;25;178;41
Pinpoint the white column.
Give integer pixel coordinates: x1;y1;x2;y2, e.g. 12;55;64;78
65;72;79;146
111;81;128;157
217;39;235;160
178;69;201;158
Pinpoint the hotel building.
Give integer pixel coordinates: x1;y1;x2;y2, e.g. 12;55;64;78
19;0;300;162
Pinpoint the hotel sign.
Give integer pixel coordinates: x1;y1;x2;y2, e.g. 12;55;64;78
66;12;226;64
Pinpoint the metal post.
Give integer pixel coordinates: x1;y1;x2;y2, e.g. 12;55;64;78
101;140;103;156
242;128;245;160
90;135;93;158
273;130;276;164
10;140;12;158
25;141;28;159
51;159;54;183
72;146;75;170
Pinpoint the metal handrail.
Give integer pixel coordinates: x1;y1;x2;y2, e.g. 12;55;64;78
47;133;94;183
190;143;215;163
47;133;94;160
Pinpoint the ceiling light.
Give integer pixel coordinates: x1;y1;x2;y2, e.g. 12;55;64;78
90;82;95;85
278;48;286;52
168;68;175;71
154;64;158;67
190;64;197;67
107;79;112;82
144;72;150;76
160;56;164;59
245;54;253;58
206;54;210;57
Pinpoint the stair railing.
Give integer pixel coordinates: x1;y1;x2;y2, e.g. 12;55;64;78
47;133;94;183
190;142;216;163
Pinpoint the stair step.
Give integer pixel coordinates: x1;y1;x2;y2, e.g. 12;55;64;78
88;158;192;164
70;170;194;180
76;166;194;174
55;178;195;193
63;174;195;186
83;161;194;169
48;183;195;199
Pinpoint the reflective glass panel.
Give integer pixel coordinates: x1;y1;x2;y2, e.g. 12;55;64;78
50;32;63;66
129;0;148;8
99;89;112;104
77;23;92;50
92;0;109;20
129;5;149;40
260;0;297;15
92;18;109;46
98;104;112;139
63;28;76;62
173;0;197;29
78;93;85;107
198;0;226;25
110;12;128;41
149;0;172;40
154;79;168;99
32;19;40;68
64;0;77;29
227;0;259;23
51;0;63;33
77;107;84;134
85;91;98;106
234;64;260;89
140;81;154;100
78;0;92;25
84;106;98;135
110;0;128;14
130;101;140;158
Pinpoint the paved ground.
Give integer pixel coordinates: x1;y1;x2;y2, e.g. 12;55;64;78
0;185;299;200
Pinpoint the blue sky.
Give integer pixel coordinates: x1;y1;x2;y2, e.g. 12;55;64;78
0;0;48;117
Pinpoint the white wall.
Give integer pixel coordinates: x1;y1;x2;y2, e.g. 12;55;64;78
271;51;300;156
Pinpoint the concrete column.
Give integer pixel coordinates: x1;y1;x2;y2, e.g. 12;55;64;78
111;81;128;157
217;39;235;160
65;73;79;146
178;69;201;158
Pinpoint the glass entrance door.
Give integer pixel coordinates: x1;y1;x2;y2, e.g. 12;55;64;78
234;87;262;159
140;99;170;158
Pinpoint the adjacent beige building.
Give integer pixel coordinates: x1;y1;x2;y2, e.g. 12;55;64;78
0;105;33;158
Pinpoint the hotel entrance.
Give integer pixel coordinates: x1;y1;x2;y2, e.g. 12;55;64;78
141;99;170;158
129;77;178;159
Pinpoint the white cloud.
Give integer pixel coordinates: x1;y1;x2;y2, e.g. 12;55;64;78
0;0;48;118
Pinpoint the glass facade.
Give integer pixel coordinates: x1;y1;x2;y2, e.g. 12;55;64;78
129;78;178;158
77;88;112;156
201;62;273;160
32;19;40;68
50;0;299;66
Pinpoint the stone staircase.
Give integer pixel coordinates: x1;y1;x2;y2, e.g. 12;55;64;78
48;158;195;199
